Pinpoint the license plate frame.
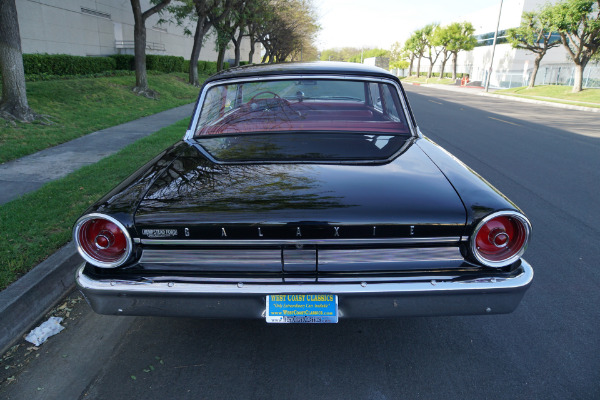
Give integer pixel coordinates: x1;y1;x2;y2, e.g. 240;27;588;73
266;294;338;323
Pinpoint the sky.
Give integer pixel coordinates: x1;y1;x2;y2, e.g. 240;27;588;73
315;0;502;51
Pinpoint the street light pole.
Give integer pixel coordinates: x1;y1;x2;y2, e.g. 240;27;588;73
485;0;503;92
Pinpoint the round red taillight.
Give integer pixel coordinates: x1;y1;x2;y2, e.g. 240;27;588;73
471;211;531;267
74;214;132;268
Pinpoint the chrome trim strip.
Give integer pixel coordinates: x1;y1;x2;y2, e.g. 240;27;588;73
138;236;462;246
140;249;281;265
131;275;285;284
317;275;467;283
77;261;533;294
318;247;463;271
185;74;417;140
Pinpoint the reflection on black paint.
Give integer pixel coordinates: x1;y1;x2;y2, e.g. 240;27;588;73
142;146;351;212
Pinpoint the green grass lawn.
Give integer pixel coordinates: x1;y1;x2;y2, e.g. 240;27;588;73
0;118;189;290
494;85;600;108
0;73;203;164
401;76;457;85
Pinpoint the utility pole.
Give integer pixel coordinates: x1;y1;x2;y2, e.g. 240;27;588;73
485;0;503;92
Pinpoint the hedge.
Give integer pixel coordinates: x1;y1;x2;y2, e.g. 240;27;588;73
431;72;465;78
22;54;116;76
109;54;184;73
147;55;184;73
18;53;234;79
181;60;231;75
109;54;135;70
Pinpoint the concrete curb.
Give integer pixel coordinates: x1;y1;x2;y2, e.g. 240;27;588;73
480;92;599;113
0;242;81;354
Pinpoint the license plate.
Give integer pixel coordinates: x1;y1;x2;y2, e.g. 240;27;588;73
266;294;338;323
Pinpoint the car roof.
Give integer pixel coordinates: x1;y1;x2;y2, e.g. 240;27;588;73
205;61;399;84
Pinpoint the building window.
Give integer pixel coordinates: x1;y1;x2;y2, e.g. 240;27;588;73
475;30;508;47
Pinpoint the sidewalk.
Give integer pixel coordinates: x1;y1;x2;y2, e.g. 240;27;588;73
0;103;194;205
0;103;194;354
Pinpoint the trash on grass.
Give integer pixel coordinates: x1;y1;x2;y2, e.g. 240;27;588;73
25;317;65;346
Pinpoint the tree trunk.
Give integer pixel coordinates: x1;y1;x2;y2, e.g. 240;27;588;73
451;52;458;80
248;37;255;63
131;0;149;95
408;55;413;76
0;0;38;122
261;52;268;63
416;57;421;77
130;0;170;98
528;55;542;89
233;43;240;67
427;62;433;78
216;46;226;71
572;61;587;93
440;60;446;80
189;18;210;86
232;30;243;67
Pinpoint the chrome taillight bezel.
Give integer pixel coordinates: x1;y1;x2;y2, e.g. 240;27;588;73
471;211;531;268
74;213;133;268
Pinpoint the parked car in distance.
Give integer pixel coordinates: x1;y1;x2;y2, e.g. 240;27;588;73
75;62;532;323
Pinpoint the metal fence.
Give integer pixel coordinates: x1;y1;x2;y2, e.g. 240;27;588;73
399;62;600;89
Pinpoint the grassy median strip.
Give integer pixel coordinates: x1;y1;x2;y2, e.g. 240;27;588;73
0;72;203;164
0;118;189;290
494;86;600;108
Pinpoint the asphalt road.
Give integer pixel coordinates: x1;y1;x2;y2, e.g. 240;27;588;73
2;86;599;400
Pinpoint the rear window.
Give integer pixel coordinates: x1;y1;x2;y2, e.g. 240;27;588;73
194;79;410;137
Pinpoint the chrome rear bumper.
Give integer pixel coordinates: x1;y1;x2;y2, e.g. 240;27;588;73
76;260;533;318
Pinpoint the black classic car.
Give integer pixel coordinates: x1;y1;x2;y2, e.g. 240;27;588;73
75;62;532;323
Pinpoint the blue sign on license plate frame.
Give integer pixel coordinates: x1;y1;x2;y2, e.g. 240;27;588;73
266;294;338;323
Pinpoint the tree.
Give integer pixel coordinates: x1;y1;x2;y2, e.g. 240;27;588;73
229;2;251;66
445;22;477;80
402;36;419;76
319;47;387;63
0;0;39;122
167;0;232;85
320;48;343;61
548;0;600;92
507;9;561;88
257;0;319;63
409;29;428;77
432;26;454;79
244;0;272;63
422;23;442;78
212;0;255;70
130;0;172;98
389;42;409;72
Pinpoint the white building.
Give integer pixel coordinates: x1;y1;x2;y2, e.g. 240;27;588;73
15;0;259;64
417;0;598;88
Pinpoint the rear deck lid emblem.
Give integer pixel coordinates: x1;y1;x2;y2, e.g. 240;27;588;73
142;229;178;238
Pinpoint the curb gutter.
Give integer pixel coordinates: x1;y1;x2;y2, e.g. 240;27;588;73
0;242;81;355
